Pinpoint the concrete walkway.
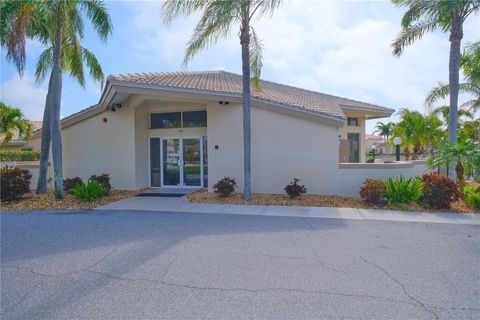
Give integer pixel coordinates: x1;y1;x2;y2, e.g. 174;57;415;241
96;195;480;225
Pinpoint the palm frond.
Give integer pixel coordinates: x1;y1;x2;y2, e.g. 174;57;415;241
425;82;449;109
82;47;104;87
391;19;438;57
79;0;113;41
161;0;207;25
249;26;263;91
34;47;53;83
183;1;237;64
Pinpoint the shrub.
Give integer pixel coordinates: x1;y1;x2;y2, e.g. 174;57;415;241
70;180;108;201
384;175;423;204
214;177;237;197
89;173;111;191
421;173;459;209
63;177;83;192
464;186;480;209
0;150;41;161
0;167;32;201
359;179;385;204
284;178;307;198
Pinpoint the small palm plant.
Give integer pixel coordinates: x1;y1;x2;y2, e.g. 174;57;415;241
0;102;32;144
428;139;480;195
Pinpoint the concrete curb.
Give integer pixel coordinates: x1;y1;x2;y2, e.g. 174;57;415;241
94;197;480;225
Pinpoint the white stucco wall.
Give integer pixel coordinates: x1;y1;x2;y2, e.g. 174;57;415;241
207;103;340;195
62;106;136;189
337;160;431;198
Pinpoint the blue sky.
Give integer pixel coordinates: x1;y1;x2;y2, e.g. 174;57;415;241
1;0;479;134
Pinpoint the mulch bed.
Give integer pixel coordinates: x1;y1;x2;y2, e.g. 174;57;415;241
1;190;141;211
187;189;479;214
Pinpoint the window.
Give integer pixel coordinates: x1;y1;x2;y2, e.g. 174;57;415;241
183;111;207;128
150;111;207;129
151;112;181;129
347;117;359;127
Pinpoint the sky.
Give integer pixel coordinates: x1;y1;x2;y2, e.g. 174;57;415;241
1;0;479;134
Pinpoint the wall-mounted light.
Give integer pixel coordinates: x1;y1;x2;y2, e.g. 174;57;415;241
218;101;230;106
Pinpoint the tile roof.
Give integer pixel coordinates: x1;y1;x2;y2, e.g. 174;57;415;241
0;121;42;145
109;70;394;120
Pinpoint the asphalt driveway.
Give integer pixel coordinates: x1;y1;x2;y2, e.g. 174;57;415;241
1;210;479;319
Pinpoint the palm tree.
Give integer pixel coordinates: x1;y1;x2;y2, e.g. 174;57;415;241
392;109;443;160
373;121;394;151
429;139;480;195
162;1;283;200
392;0;480;147
1;0;112;199
0;102;32;144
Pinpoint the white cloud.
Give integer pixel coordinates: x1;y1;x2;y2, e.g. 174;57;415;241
1;74;47;120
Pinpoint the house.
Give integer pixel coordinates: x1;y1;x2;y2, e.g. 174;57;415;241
33;71;394;195
0;121;42;151
365;134;387;155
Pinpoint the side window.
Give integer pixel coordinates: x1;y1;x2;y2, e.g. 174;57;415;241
347;117;359;127
151;112;181;129
183;111;207;128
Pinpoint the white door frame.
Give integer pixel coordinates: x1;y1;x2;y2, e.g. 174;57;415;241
149;136;204;188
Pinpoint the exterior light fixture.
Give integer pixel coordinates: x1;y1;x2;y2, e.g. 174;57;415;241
393;137;402;161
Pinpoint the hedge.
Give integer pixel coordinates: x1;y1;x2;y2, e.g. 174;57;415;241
0;150;41;161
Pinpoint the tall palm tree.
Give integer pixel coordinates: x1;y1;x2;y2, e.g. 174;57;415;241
0;102;32;144
392;0;480;147
1;0;112;199
162;0;283;200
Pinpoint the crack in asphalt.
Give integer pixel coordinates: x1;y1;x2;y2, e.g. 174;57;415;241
302;218;348;275
360;255;440;320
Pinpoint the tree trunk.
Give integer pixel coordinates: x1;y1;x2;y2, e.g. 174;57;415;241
36;80;52;194
455;162;464;197
240;20;251;200
447;14;463;178
50;19;64;199
403;147;410;161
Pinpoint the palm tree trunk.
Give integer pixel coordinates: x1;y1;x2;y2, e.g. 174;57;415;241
447;14;463;178
50;19;64;199
240;21;251;200
455;162;464;197
36;82;52;194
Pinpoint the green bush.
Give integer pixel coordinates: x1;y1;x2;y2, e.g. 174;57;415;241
384;175;423;204
0;167;32;201
214;177;237;197
89;173;111;191
0;150;41;161
359;179;385;204
284;178;307;198
421;173;459;209
63;177;83;192
70;180;108;201
464;186;480;209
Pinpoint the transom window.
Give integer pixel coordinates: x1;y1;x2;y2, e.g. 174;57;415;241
150;111;207;129
347;117;359;127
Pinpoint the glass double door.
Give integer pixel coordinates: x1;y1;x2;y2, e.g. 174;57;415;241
150;137;205;188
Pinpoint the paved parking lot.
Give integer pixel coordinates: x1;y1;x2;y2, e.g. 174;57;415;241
1;210;479;319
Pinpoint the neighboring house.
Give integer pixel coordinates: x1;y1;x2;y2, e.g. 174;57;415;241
365;134;387;155
0;121;42;151
36;71;394;194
